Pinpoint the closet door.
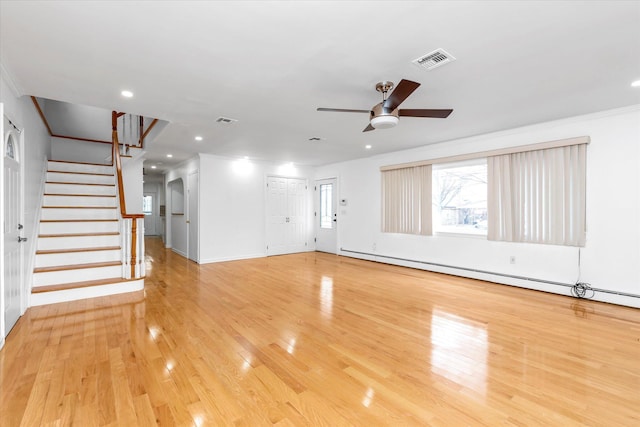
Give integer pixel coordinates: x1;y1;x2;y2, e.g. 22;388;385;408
266;177;307;255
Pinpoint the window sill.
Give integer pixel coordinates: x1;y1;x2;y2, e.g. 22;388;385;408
434;231;487;239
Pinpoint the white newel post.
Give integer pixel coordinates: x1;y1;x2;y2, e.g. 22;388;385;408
123;218;132;279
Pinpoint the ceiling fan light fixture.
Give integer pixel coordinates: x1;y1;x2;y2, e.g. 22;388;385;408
370;115;399;129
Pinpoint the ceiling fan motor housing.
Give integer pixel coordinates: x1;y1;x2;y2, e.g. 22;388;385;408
370;103;399;129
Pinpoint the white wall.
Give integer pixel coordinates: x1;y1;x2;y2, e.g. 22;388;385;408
1;67;51;346
51;137;111;164
163;154;315;264
164;157;199;256
315;106;640;307
121;156;143;215
198;154;315;263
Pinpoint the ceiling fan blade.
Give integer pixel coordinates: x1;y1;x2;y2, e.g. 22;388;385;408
399;109;453;118
317;108;371;113
383;79;420;111
362;123;375;132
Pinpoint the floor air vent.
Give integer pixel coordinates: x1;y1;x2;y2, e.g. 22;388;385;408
412;49;456;71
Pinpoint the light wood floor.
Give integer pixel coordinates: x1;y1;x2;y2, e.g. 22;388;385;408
1;237;639;426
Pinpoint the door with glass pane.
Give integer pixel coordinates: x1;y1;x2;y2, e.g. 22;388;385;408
315;178;337;254
4;116;22;337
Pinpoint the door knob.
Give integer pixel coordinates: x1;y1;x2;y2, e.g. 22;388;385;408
18;237;28;243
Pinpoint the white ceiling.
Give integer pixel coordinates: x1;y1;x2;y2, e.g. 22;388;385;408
1;1;639;173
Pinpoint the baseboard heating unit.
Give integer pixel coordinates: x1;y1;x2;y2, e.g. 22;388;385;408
340;248;640;306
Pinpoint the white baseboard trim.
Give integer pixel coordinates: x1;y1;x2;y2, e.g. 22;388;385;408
30;279;144;307
171;248;186;257
199;253;266;264
340;249;640;309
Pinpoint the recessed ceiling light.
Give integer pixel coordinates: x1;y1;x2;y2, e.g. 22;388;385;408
365;145;372;149
632;80;640;88
151;165;157;169
167;154;173;158
195;136;203;141
121;90;134;98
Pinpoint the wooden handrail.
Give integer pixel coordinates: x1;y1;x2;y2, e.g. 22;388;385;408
112;111;144;278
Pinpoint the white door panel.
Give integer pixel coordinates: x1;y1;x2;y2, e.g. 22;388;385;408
315;178;338;254
267;177;307;256
4;118;22;337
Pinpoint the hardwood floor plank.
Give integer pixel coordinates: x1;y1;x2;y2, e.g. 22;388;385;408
1;236;639;426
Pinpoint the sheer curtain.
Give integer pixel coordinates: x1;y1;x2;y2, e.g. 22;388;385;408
487;144;586;246
381;165;432;235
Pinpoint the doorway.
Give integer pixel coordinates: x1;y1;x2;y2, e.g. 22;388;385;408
143;192;158;235
315;178;337;254
3;114;23;337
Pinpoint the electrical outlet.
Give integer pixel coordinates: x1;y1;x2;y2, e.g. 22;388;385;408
510;256;516;264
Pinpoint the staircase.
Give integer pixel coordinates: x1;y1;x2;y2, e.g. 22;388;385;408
31;160;144;306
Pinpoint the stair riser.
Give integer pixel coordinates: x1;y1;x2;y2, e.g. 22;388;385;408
37;235;120;251
39;221;119;234
48;161;113;175
33;265;123;287
30;279;144;307
45;183;116;196
47;172;114;185
35;249;121;268
41;208;118;220
43;195;117;207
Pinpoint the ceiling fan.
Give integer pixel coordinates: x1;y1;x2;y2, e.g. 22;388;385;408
317;79;453;132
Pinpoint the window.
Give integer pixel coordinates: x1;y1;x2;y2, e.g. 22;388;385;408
142;195;153;215
5;135;16;160
432;160;487;235
319;183;333;229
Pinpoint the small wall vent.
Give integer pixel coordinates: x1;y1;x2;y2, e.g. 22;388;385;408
412;49;456;71
216;116;238;124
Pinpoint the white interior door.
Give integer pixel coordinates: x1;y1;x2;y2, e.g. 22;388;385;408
143;192;157;235
187;171;199;262
4;123;22;336
287;178;307;252
315;178;338;253
267;177;288;255
266;176;307;255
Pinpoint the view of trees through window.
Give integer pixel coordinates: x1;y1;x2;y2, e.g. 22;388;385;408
432;161;487;234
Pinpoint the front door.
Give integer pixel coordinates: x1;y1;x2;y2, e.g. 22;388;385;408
3;116;22;336
315;178;337;254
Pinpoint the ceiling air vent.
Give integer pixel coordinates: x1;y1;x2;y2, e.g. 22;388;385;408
412;49;456;71
215;116;238;124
